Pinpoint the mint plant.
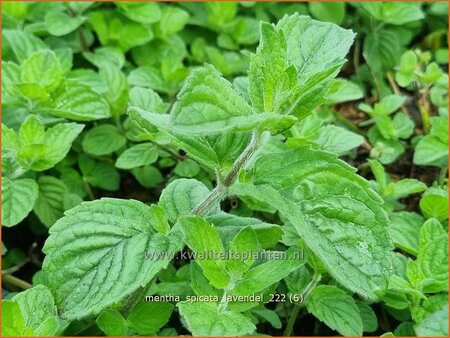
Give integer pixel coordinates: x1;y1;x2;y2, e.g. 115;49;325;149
2;2;448;337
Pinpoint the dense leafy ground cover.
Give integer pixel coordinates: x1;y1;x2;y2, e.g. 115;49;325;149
1;1;449;337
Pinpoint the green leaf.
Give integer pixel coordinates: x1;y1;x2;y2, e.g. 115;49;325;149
96;309;127;336
251;306;282;329
306;285;363;336
82;124;126;156
309;2;346;24
128;66;169;94
407;219;448;293
89;11;153;52
159;178;214;223
132;165;163;189
129;65;297;135
179;215;229;289
415;305;448;336
368;127;405;164
116;143;158;169
248;15;354;121
1;300;33;336
177;302;255;336
127;302;174;334
83;47;125;69
413;117;448;167
233;247;304;296
389;212;423;256
45;11;86;36
205;2;237;28
129;86;168;113
234;148;392;300
47;80;110;121
206;212;282;249
359;2;424;25
278;14;354;87
248;22;291;114
154;6;190;38
149;204;170;235
385;179;427;199
315;125;364;155
42;198;183;320
174;159;200;178
99;63;129;115
419;187;448;222
21;49;63;92
79;154;120;191
18;115;45;145
116;2;161;24
11;285;61;336
3;29;46;63
1;177;38;227
357;302;378;333
26;122;84;171
129;106;250;170
33;176;67;227
326;78;364;104
226;227;260;276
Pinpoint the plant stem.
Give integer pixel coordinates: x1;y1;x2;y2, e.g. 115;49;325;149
283;273;321;336
2;274;32;290
284;304;301;336
418;89;431;133
83;179;95;200
386;71;410;117
439;166;448;185
192;131;262;216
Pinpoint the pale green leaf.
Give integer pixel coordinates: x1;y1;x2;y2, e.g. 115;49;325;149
82;124;126;156
357;302;378;333
177;302;255;336
79;154;120;191
42;198;183;320
415;305;448;336
419;187;448;222
115;143;158;169
12;285;61;336
158;178;214;222
179;215;229;289
18;115;45;145
3;29;46;63
233;247;304;296
206;212;282;249
309;2;346;24
33;176;67;228
116;2;161;24
132;165;163;188
96;309;127;336
127;302;174;334
1;177;38;227
306;285;363;336
389;212;423;256
21;49;63;92
47;80;110;121
1;301;33;336
234;148;392;300
31;122;84;171
45;12;86;36
385;179;427;199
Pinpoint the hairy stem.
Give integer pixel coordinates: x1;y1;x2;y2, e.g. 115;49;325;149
192;131;262;216
283;273;321;336
284;304;301;336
